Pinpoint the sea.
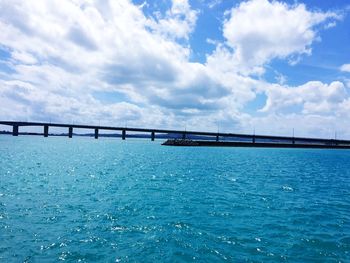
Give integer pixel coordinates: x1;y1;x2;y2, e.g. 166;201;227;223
0;136;349;262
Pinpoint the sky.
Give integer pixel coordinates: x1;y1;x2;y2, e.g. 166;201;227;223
0;0;350;138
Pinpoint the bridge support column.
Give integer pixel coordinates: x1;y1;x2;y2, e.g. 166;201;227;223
94;128;99;139
122;129;126;140
252;136;255;143
292;138;295;144
151;131;155;141
216;135;219;142
13;125;18;136
44;125;49;137
68;127;73;138
182;133;186;140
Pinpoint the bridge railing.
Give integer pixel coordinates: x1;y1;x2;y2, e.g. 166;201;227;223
0;121;349;146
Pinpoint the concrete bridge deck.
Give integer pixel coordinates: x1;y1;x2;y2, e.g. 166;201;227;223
0;121;348;146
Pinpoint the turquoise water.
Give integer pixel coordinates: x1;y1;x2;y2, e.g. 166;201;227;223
0;136;350;262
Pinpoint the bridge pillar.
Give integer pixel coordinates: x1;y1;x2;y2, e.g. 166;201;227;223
68;127;73;138
151;131;155;141
94;128;98;139
13;125;18;136
44;125;49;137
216;135;219;142
252;136;255;143
182;133;186;140
122;129;126;140
292;138;295;144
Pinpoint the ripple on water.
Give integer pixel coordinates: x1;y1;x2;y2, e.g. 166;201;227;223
1;137;350;261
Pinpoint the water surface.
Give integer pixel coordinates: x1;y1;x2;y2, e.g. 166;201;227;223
0;136;349;262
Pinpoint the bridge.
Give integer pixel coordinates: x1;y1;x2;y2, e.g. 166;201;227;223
1;121;349;148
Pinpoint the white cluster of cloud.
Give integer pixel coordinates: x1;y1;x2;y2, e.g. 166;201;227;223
0;0;348;137
261;81;347;114
221;0;341;74
150;0;198;40
340;64;350;73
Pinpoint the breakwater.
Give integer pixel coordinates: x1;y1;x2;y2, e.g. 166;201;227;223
162;139;350;149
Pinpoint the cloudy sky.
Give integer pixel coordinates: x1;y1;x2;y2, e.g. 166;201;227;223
0;0;350;137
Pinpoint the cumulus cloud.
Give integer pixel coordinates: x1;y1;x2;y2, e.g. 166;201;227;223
260;81;347;114
0;0;348;137
219;0;341;74
340;64;350;73
0;0;199;125
150;0;198;40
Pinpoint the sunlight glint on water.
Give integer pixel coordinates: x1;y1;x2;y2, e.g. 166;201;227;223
0;136;350;262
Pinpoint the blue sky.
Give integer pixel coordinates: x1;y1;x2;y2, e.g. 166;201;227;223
0;0;350;137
